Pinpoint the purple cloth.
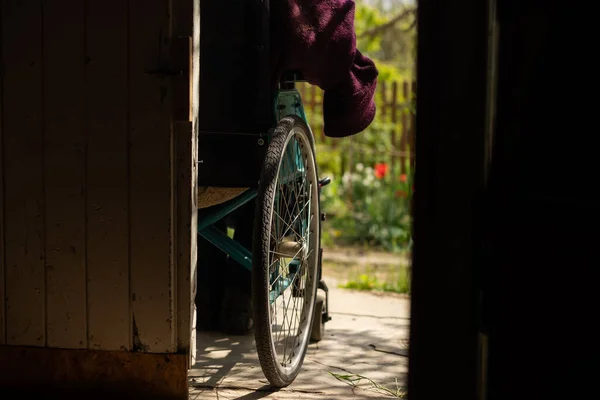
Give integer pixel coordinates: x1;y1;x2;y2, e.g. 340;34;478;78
271;0;379;138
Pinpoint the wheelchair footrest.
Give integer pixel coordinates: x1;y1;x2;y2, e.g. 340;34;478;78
318;279;332;323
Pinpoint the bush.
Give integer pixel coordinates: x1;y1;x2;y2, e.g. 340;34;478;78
320;160;412;252
304;75;415;252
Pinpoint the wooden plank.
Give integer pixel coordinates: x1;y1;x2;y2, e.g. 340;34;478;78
171;37;192;122
1;0;46;347
42;0;87;350
172;0;193;37
0;2;5;345
129;0;176;353
380;81;388;119
0;345;188;399
173;3;195;358
400;113;408;175
85;0;130;351
391;82;399;171
398;81;407;174
172;0;192;122
399;82;410;157
410;81;417;168
175;122;194;355
188;0;201;364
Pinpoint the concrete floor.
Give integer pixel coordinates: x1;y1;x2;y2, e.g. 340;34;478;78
189;278;410;399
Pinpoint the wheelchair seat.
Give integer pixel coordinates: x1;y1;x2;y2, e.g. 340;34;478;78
197;186;248;209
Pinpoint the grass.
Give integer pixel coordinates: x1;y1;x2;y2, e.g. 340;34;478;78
322;250;411;295
339;268;411;294
330;372;407;398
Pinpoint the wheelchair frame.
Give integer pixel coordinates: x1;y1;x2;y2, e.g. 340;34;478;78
197;1;331;383
197;81;330;317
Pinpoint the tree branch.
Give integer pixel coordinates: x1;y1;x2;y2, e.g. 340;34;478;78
401;18;417;33
359;7;417;38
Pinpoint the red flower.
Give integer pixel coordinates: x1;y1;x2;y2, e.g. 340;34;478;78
395;190;408;198
399;174;407;183
374;163;388;179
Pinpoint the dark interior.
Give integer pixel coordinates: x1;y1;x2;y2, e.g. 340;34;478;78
409;1;597;399
197;0;271;188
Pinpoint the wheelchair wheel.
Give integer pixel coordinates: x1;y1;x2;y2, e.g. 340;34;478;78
253;116;320;387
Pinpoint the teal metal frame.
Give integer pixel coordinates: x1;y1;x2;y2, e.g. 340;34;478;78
197;88;309;302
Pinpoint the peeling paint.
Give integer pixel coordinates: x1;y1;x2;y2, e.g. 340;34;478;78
132;314;149;352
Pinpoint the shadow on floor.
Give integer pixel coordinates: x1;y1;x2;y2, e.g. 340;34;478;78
190;330;257;388
189;286;411;398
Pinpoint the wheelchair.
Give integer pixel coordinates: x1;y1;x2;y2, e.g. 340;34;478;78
197;0;331;387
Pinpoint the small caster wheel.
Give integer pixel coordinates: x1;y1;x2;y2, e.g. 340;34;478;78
310;291;326;342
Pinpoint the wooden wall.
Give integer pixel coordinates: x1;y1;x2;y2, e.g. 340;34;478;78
0;0;197;360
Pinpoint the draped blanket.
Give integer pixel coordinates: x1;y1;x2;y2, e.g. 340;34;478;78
199;0;378;208
271;0;379;137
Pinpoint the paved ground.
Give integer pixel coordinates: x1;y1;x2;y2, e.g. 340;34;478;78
320;248;408;267
189;277;410;399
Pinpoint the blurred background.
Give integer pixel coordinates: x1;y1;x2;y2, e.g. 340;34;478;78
299;0;416;295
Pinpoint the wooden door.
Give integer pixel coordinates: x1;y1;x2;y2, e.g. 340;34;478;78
0;0;199;397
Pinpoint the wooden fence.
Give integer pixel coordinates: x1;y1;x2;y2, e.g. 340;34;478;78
298;80;417;175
